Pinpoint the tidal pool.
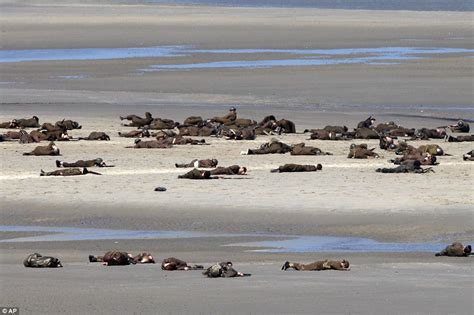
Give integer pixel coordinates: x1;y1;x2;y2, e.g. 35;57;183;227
0;226;455;253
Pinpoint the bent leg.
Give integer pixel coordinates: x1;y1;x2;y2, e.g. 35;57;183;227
282;261;305;271
89;255;104;262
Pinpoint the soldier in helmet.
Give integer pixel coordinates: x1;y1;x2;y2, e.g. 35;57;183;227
449;120;470;133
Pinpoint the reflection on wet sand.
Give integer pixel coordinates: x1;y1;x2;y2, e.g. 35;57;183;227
0;225;452;253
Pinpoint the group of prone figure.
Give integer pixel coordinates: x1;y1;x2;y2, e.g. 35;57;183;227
16;122;474;179
10;111;472;177
23;242;472;276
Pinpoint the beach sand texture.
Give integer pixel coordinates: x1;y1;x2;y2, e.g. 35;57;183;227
0;2;473;314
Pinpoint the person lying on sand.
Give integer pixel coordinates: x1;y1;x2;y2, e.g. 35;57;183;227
290;143;332;155
23;141;60;156
120;112;153;127
168;135;206;145
271;164;322;173
222;127;256;140
445;135;474;142
210;165;247;175
16;116;40;128
440;120;470;133
24;253;63;268
281;259;350;271
375;160;434;173
203;261;250;278
78;131;110;141
347;143;379;159
241;138;292;155
29;129;70;142
128;139;172;149
357;116;376;129
0;119;19;128
40;168;102;176
463;150;474;161
307;129;348;141
56;158;114;168
390;152;437;166
89;251;155;265
161;257;203;271
411;128;446;140
209;107;237;125
118;128;150;138
175;159;218;168
178;169;219;179
435;242;472;257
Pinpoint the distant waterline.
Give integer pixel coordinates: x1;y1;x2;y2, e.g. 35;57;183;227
0;225;455;253
1;46;472;71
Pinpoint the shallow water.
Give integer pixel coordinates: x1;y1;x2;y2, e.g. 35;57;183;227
143;56;408;70
0;225;454;253
0;225;210;242
228;236;448;253
0;46;186;63
143;47;473;70
2;46;471;72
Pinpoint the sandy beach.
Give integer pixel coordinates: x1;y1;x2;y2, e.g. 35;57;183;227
0;1;473;314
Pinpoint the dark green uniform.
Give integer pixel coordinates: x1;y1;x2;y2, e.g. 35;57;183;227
272;164;322;173
24;253;62;268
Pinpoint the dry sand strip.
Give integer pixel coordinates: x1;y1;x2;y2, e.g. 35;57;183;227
0;161;470;180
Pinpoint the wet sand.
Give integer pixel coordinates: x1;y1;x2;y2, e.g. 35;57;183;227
0;2;473;314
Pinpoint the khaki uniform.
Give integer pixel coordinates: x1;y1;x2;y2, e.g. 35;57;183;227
248;139;292;155
447;135;474;142
60;159;104;168
161;257;203;270
89;251;135;265
291;143;329;155
178;168;217;179
133;140;172;148
210;165;241;175
436;242;471;257
212;111;237;125
273;164;320;173
42;168;84;176
284;260;349;271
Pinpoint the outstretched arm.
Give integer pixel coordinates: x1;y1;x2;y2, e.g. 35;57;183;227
87;170;102;175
